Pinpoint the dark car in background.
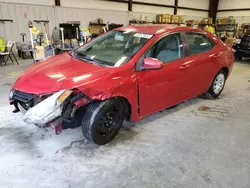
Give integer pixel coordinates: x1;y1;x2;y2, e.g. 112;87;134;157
233;33;250;61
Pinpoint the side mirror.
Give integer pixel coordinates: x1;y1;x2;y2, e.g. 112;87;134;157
143;57;163;70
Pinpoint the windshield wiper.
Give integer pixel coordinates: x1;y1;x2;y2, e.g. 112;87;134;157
68;50;75;57
75;52;105;66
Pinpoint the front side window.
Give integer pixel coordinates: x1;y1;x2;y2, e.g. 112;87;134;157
75;31;153;67
185;32;215;55
145;33;184;64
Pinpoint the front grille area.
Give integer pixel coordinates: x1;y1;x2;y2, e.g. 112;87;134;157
12;89;35;103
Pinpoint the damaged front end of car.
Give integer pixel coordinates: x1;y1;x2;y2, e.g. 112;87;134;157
9;89;92;134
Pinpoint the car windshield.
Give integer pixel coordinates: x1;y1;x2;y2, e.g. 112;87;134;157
75;30;153;67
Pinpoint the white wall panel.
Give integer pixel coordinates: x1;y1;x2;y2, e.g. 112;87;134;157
0;1;128;42
0;2;55;42
217;11;250;17
217;0;250;25
133;4;173;14
218;0;250;10
217;11;250;25
178;0;209;9
0;0;54;6
128;12;157;22
60;0;127;11
0;0;210;44
178;9;208;20
224;16;250;25
135;0;174;5
55;7;128;28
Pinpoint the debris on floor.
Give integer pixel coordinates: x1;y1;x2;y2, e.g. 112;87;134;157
8;72;22;77
198;106;211;111
1;82;13;86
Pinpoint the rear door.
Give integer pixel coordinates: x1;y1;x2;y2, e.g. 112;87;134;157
183;32;219;97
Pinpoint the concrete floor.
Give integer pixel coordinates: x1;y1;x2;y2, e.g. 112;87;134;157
0;58;250;188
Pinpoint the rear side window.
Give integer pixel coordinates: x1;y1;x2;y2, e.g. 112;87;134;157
185;32;215;55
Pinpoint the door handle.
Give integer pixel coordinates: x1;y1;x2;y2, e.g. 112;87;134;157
212;53;219;57
179;61;192;70
179;64;190;69
209;53;220;57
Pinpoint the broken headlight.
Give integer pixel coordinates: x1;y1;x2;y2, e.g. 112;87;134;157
23;89;72;126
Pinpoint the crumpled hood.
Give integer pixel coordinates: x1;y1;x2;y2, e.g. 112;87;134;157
13;53;109;94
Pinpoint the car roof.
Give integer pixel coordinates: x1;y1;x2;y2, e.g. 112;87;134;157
116;25;204;35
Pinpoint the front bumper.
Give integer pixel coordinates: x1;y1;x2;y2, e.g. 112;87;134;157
9;89;36;113
10;89;92;133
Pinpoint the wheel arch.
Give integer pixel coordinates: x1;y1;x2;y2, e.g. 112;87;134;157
80;77;140;121
90;95;134;121
221;66;229;78
206;66;229;94
113;96;132;121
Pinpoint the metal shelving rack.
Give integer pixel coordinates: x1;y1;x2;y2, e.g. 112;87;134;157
215;23;238;38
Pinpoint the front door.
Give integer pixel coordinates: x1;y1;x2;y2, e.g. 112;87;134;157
136;33;190;117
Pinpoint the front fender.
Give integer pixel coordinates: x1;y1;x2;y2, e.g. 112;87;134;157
81;74;141;122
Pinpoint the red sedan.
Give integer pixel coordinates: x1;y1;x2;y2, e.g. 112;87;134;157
9;25;234;145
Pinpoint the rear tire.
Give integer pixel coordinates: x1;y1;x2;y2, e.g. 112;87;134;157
81;99;124;145
205;70;226;99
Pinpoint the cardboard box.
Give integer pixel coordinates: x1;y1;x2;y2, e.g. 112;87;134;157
163;14;171;19
171;15;179;23
157;14;171;23
35;46;45;59
228;19;236;24
217;17;236;25
178;15;185;24
166;18;171;23
156;15;162;23
201;18;209;24
193;20;200;25
208;18;213;24
220;18;228;24
225;37;235;47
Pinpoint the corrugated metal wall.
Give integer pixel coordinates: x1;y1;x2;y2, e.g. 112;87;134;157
0;2;55;42
217;0;250;24
0;2;128;42
54;7;128;29
217;11;250;25
178;9;208;21
0;1;209;43
178;0;209;10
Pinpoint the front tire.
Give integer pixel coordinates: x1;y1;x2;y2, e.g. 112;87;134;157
81;99;125;145
206;70;226;98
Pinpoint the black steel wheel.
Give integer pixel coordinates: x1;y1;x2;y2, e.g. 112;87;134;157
81;99;124;145
97;106;120;137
